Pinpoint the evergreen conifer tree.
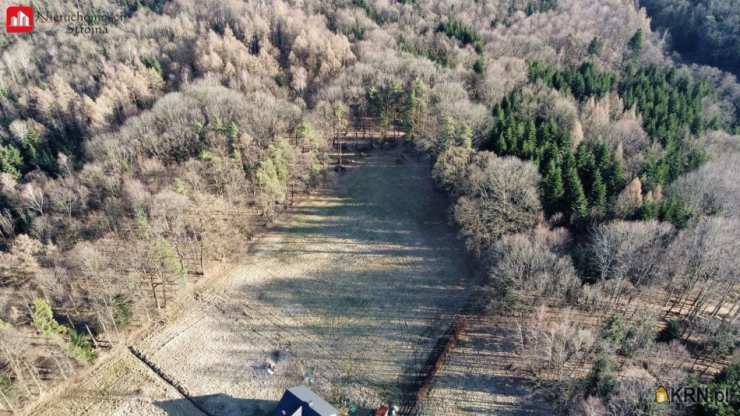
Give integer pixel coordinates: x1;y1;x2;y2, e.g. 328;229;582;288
563;152;589;222
628;29;644;56
522;120;537;157
542;159;565;216
590;172;608;215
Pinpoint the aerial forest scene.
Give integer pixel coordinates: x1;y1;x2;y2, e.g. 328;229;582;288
0;0;739;415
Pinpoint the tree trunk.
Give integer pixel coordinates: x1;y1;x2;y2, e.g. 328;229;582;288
85;324;98;349
149;275;160;309
709;281;734;317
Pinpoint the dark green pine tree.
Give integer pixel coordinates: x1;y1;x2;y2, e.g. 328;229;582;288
542;159;565;217
402;81;418;135
563;152;589;222
0;144;23;178
495;106;506;127
588;37;603;56
590;172;608;216
628;29;644;56
573;75;586;99
526;2;536;16
575;144;596;191
604;158;625;195
541;120;556;147
495;132;508;154
522;120;537;158
505;124;518;155
658;194;692;228
473;54;485;74
402;80;429;140
439;116;456;152
539;142;560;169
593;143;611;173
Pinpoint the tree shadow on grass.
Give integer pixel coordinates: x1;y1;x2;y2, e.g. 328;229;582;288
424;373;555;416
154;394;276;416
159;151;476;409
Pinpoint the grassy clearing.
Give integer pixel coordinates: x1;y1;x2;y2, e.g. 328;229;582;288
26;148;475;415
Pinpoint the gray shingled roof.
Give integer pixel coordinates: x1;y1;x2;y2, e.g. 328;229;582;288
285;385;338;416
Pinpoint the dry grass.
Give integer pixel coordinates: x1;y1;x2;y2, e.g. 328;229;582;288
27;148;476;415
422;305;556;416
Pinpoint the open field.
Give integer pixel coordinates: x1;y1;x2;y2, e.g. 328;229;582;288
26;148;496;416
422;312;554;416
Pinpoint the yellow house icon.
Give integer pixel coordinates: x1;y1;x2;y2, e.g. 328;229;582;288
655;385;669;403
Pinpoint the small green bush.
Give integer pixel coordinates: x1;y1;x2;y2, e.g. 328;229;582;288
69;330;97;363
602;316;626;346
32;298;96;364
586;352;617;398
32;298;66;337
601;314;656;356
657;319;683;343
112;294;133;328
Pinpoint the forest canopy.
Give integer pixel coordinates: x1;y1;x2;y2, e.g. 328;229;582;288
640;0;740;76
0;0;738;414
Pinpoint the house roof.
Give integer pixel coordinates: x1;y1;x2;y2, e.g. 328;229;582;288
275;385;338;416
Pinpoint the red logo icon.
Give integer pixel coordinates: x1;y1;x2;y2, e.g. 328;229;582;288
6;5;34;33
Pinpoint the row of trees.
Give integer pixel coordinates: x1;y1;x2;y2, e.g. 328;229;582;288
529;61;615;101
435;18;481;50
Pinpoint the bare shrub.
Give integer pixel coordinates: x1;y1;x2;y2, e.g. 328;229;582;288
517;306;595;381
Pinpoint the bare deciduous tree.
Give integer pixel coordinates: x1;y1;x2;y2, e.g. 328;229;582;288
453;152;542;256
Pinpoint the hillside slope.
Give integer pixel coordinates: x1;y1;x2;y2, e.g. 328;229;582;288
26;148;507;416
